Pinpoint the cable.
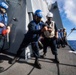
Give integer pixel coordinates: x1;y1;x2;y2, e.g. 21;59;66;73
67;28;76;37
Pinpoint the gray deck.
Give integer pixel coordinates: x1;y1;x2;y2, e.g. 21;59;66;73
0;46;76;75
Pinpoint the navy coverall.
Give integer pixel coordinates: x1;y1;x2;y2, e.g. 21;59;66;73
15;20;45;58
0;12;8;52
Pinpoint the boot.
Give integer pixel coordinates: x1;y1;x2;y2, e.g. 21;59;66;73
0;67;4;73
34;59;42;69
9;56;19;64
0;53;4;63
9;50;21;64
55;55;59;63
42;53;46;58
0;60;4;63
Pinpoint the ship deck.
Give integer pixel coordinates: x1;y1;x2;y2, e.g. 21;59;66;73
0;45;76;75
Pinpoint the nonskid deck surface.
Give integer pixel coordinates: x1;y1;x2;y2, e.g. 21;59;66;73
0;46;76;75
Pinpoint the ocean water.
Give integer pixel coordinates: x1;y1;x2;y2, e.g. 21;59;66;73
68;40;76;51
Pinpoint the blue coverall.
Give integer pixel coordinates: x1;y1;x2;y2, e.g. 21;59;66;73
15;20;45;58
0;12;8;51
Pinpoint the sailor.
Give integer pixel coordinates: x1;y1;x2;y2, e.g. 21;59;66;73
56;29;61;48
63;27;68;45
0;1;10;72
10;9;46;69
42;12;59;63
60;28;65;47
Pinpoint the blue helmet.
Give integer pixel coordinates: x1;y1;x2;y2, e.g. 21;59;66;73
0;1;8;10
34;9;43;18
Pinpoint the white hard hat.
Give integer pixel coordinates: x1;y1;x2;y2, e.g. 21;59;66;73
46;12;53;17
63;27;66;30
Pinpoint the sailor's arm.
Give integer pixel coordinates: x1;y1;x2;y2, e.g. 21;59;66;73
55;31;58;39
6;26;10;33
0;23;5;27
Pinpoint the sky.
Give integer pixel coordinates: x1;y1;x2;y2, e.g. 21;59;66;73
46;0;76;40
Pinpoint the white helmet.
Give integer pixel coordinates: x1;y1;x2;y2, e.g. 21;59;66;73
63;27;66;30
46;12;53;18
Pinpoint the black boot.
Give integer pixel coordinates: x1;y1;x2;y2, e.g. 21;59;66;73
55;55;59;63
42;53;46;58
34;58;42;69
9;56;19;64
0;67;4;73
0;60;4;63
0;53;4;63
9;50;22;64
